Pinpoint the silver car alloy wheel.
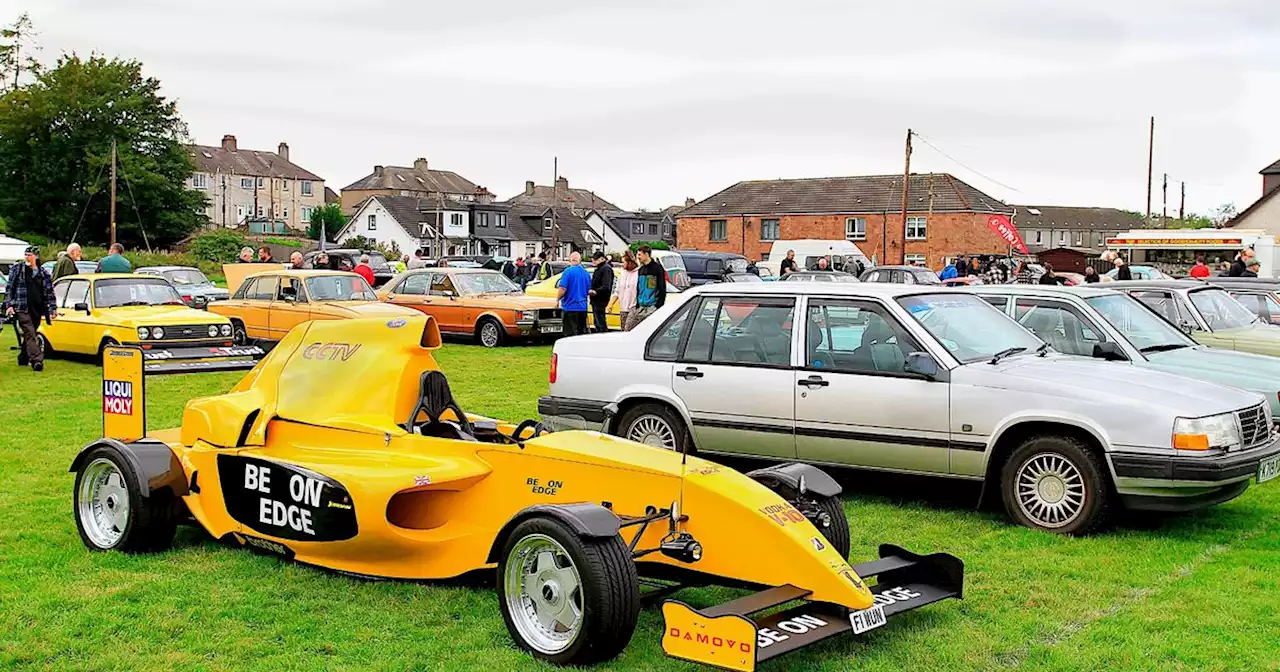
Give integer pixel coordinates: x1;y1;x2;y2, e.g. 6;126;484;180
627;415;676;450
504;534;583;655
481;322;501;347
77;458;130;548
1015;452;1086;529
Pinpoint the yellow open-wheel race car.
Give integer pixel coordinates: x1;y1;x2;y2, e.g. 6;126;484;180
70;315;964;670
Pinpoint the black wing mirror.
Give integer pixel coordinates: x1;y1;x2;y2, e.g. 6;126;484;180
74;302;90;314
904;352;940;378
1091;341;1127;361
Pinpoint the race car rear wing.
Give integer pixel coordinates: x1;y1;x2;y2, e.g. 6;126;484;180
140;343;263;375
661;544;964;671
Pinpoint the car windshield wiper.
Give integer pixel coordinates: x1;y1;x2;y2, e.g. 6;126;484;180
118;300;150;307
989;346;1027;364
1036;342;1052;357
1139;343;1190;353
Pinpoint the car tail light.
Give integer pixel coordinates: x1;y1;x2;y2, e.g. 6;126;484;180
549;353;558;384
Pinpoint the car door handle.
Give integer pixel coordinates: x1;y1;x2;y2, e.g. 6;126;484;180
676;367;703;380
798;375;829;388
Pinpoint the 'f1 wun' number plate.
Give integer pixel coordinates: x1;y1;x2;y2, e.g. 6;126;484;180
849;605;886;634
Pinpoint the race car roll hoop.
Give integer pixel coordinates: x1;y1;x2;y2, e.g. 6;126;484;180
70;315;964;670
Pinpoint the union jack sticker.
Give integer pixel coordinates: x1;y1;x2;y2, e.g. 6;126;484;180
414;475;432;487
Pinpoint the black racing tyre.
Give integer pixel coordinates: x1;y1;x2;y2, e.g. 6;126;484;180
497;517;639;666
230;319;249;346
73;445;177;553
810;495;851;560
1000;434;1111;535
476;317;506;348
615;402;691;453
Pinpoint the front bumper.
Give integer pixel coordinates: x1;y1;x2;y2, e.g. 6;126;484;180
133;342;265;375
1109;435;1280;511
514;319;564;337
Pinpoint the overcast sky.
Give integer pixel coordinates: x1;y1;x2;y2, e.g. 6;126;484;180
9;0;1280;216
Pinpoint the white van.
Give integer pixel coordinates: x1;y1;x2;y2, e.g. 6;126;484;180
759;239;872;277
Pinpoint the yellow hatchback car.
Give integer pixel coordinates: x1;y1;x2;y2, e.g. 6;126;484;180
526;264;682;330
41;274;262;373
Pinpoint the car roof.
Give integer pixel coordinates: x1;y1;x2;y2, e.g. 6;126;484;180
1201;278;1280;289
402;267;501;275
136;265;199;272
689;281;945;299
970;284;1117;299
246;269;354;279
1106;279;1208;291
871;265;930;272
676;250;744;258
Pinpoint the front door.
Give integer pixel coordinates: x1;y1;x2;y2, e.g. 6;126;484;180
794;298;950;474
427;273;466;334
268;278;312;340
44;278;94;353
235;276;279;340
671;295;797;459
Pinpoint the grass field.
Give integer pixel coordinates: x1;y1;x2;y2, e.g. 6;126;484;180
1;332;1277;671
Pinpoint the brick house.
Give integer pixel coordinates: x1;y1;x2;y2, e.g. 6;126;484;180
676;173;1015;268
187;135;326;232
340;158;489;215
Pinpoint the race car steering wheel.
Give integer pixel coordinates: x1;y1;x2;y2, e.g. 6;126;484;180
512;419;549;442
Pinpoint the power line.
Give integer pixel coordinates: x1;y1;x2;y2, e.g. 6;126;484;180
121;168;151;252
68;158;110;244
911;130;1018;193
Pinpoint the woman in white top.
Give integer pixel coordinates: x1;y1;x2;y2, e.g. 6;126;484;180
617;249;640;331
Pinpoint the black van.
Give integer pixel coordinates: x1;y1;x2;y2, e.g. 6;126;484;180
677;250;753;285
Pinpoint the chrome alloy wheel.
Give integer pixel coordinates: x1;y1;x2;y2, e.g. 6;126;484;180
481;321;502;347
503;534;583;654
77;458;130;548
1015;452;1086;529
626;415;676;449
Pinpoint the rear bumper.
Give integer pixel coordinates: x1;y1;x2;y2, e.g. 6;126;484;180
1109;437;1280;511
538;396;609;424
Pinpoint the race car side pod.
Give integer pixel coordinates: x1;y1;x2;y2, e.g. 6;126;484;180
661;544;964;671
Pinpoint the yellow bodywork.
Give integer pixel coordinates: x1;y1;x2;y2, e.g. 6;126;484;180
137;315;878;614
526;268;622;330
41;274;235;355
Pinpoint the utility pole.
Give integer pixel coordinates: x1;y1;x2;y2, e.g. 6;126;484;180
1162;173;1168;227
550;156;559;261
1152;116;1162;229
109;138;118;246
1180;182;1186;225
435;191;443;258
900;128;912;264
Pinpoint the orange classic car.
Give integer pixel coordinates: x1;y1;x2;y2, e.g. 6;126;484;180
378;268;563;346
209;269;419;344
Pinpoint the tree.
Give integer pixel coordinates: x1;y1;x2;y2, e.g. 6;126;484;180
0;53;208;247
0;13;40;92
307;203;347;242
1211;203;1238;227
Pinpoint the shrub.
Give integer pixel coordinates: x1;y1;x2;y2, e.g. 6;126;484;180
261;237;304;248
189;230;248;263
629;240;670;251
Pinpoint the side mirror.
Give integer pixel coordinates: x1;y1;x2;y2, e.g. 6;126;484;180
1091;341;1127;361
444;290;456;300
280;287;297;302
1178;321;1196;335
904;352;940;379
74;302;90;314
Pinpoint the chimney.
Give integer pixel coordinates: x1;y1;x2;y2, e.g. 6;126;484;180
525;180;535;196
277;142;289;162
684;197;696;207
555;176;569;194
413;157;429;173
222;135;237;152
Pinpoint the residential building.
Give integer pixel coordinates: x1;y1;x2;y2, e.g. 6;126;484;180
187;135;326;232
676;173;1013;268
508;203;602;260
339;158;488;215
336;194;512;258
1225;157;1280;234
580;210;630;252
1012;205;1146;252
508;176;622;215
661;198;697;246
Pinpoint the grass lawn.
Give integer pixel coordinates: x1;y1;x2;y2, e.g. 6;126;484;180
1;332;1278;671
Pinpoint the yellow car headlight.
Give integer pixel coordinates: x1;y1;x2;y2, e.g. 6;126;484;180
208;324;219;337
136;327;149;340
151;326;164;339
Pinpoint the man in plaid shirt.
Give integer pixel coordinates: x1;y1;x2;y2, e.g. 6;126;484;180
3;246;58;371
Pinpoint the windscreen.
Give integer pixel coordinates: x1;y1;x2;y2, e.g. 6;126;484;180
454;272;521;295
94;279;185;307
163;269;211;286
898;293;1042;363
305;275;377;301
1189;288;1258;330
1087;293;1194;352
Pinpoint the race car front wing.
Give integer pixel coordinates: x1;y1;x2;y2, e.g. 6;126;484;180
661;544;964;671
140;344;264;374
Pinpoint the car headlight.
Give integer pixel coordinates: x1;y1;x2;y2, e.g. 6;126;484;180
208;324;219;337
136;327;149;340
150;326;164;339
1173;413;1241;451
521;310;538;321
220;324;232;336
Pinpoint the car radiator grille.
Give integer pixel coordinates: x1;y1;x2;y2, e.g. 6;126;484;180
154;324;217;340
538;309;563;320
1236;404;1271;449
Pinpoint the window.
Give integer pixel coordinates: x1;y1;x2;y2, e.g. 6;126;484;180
862;270;882;283
397;273;430;296
1034;231;1043;244
236;205;248;221
256;177;265;188
544;217;554;231
240;177;253;189
1059;231;1068;245
1188;288;1257;330
191;173;208;189
301;181;313;196
650;222;660;236
62;280;89;308
805;300;920;374
525;243;537;257
256;205;265;218
845;217;866;241
761;219;780;241
54;281;70;308
633;222;645;235
278;278;307;303
245;277;279;301
496;214;507;228
282;179;289;192
1087;293;1195;352
428;273;458;296
1127;290;1189;326
478;212;489;228
905;254;927;266
1015;299;1107;357
368;214;377;231
681;297;795;367
646;300;696;361
451;213;463;227
710;219;727;241
898;293;1042;363
1075;233;1084;246
282;207;288;219
981;295;1009;311
1231;292;1280;325
664;221;671;236
905;216;927;240
301;206;313;223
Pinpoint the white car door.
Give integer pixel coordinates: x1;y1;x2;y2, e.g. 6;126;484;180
794;297;950;474
670;294;797;459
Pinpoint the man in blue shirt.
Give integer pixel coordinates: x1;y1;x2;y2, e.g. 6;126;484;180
556;251;591;337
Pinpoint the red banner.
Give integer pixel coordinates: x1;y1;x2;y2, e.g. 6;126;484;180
987;214;1029;254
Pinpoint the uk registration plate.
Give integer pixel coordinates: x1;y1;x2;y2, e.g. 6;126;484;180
1259;456;1279;484
540;325;562;334
849;605;886;634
